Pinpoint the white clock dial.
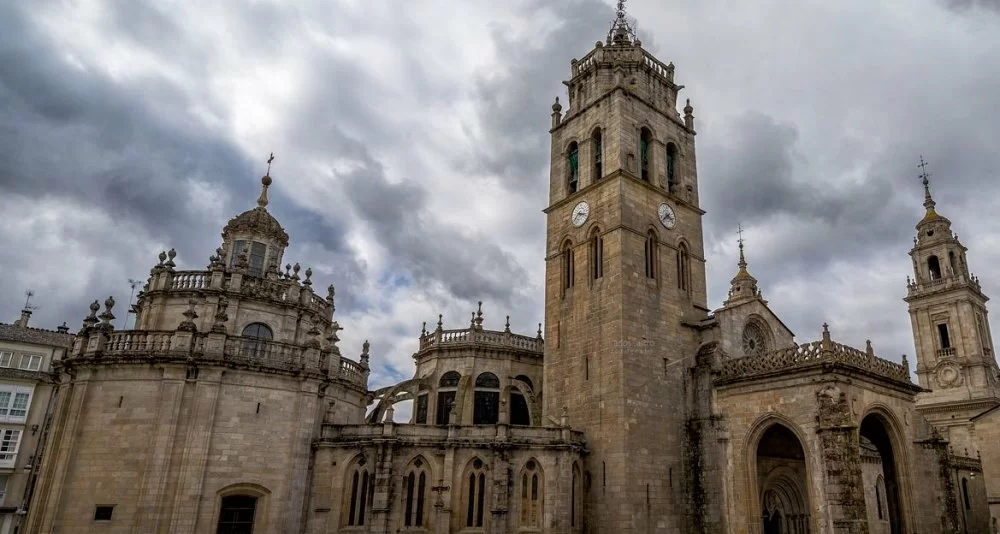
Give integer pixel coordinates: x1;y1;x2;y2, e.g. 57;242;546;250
571;201;590;227
658;202;676;229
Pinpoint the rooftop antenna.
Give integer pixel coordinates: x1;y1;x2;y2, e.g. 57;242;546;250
123;279;142;330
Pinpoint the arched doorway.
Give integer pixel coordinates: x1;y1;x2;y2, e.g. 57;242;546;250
860;413;904;534
756;424;811;534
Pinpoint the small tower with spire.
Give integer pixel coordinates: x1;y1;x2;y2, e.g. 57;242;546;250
219;152;290;278
723;226;764;307
905;157;1000;414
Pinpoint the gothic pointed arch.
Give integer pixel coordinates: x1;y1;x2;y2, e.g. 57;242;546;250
567;140;580;193
589;226;604;281
436;371;461;425
562;239;576;291
644;228;659;280
639;126;654;182
461;457;489;529
744;415;815;534
591;127;604;182
665;141;679;192
676;239;691;294
342;454;372;528
518;458;544;529
859;406;913;534
401;455;431;528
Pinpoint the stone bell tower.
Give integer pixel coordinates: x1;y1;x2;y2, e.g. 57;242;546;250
542;2;708;532
906;159;1000;450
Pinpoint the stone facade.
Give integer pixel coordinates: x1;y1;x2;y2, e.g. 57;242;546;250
17;6;1000;534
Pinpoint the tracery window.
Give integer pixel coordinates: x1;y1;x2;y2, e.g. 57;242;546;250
402;458;429;528
742;320;769;357
466;459;487;529
518;460;543;529
345;458;371;527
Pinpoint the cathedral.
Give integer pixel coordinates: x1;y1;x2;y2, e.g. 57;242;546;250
18;5;1000;534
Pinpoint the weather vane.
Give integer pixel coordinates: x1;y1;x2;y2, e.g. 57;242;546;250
23;290;35;311
266;152;275;175
737;223;745;247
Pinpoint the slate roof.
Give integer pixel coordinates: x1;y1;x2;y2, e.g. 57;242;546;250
0;323;74;349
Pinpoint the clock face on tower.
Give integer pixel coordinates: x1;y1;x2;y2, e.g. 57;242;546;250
572;201;590;227
658;202;676;229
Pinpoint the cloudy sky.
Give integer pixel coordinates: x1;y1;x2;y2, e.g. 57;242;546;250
2;0;1000;389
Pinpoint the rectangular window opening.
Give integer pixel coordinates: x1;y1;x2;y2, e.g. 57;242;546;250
938;324;951;349
94;505;114;521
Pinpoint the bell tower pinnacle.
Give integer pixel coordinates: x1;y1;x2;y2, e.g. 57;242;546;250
906;157;1000;451
542;2;708;531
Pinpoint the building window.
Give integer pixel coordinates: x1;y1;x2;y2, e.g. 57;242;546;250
677;243;690;292
0;387;32;423
938;324;951;349
563;242;575;290
742;320;770;358
592;129;603;181
0;353;40;371
0;429;22;468
415;394;428;424
403;461;428;528
567;142;580;193
928;255;942;280
639;128;652;181
436;371;460;425
590;229;603;280
473;373;500;425
962;477;971;510
346;461;371;527
0;353;9;367
510;388;531;426
644;232;657;279
466;459;487;529
571;464;582;528
94;505;114;521
217;495;256;533
666;143;678;191
240;323;273;360
519;460;543;529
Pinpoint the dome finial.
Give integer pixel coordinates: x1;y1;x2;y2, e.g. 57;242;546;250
258;152;275;208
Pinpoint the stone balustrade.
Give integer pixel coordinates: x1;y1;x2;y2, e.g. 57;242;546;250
716;339;912;386
73;329;366;387
152;269;331;316
417;328;543;355
571;45;674;84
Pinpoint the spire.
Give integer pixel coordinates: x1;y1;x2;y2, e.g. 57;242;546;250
737;225;749;275
919;155;935;211
607;0;637;45
724;225;763;306
257;152;275;208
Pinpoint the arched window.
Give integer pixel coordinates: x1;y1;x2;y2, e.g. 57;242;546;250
677;243;690;292
510;387;531;426
590;228;603;280
571;463;583;528
666;143;678;191
217;495;257;533
928;255;942;280
474;372;500;424
563;241;575;290
436;372;461;425
567;142;580;193
518;460;543;529
962;477;971;510
875;475;886;520
402;458;429;528
515;375;534;391
344;458;371;527
592;129;603;181
639;128;653;182
241;323;273;360
465;458;488;529
644;231;657;279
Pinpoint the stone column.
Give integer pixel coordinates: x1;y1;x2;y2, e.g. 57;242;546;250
284;378;321;533
489;450;510;534
369;435;396;534
816;384;868;534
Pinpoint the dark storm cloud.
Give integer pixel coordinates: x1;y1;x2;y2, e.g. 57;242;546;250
468;0;612;194
943;0;1000;13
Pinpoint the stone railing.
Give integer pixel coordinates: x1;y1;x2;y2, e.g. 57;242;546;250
571;45;674;83
72;329;366;387
716;339;911;385
936;347;956;358
417;328;543;355
154;269;329;315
